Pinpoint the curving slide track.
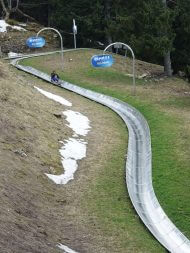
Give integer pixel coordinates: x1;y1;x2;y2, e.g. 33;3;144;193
11;52;190;253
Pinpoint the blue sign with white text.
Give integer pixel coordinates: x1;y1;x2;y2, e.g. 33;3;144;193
26;36;46;48
91;54;114;68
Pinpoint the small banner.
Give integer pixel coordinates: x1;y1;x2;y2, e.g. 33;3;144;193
26;36;46;48
91;54;114;68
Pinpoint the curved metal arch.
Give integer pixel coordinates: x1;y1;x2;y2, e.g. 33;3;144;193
37;27;64;70
104;42;136;95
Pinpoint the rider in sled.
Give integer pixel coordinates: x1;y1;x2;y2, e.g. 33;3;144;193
51;70;60;84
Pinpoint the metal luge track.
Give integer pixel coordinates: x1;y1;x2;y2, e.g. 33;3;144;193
11;54;190;253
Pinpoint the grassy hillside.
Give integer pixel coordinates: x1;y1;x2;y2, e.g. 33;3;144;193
18;49;190;251
0;59;129;252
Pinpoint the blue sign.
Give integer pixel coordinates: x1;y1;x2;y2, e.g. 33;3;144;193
91;54;114;68
26;36;45;48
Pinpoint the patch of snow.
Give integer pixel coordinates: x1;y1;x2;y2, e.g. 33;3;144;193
46;108;91;185
45;159;77;185
12;25;26;31
60;138;87;160
63;110;91;136
0;20;26;32
45;138;87;185
0;20;8;32
18;23;27;27
57;244;79;253
8;52;24;58
34;86;72;106
34;87;91;185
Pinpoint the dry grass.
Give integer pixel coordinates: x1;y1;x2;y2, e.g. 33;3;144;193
0;59;131;252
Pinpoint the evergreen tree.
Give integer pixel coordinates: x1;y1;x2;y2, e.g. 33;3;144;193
172;0;190;79
47;0;130;48
123;0;176;75
48;0;95;47
19;0;49;24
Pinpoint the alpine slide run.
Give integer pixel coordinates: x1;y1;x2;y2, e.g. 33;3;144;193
10;50;190;253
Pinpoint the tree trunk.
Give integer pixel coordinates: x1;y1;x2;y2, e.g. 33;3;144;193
0;0;10;20
104;0;112;45
0;0;20;20
164;51;172;76
162;0;173;76
48;2;50;26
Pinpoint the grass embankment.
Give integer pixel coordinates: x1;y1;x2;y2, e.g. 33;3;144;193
20;49;190;252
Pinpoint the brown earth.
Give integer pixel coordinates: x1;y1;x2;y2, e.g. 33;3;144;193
0;60;128;252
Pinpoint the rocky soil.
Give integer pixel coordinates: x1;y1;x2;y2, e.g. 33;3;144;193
0;21;59;56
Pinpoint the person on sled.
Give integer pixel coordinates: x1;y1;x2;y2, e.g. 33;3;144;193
51;70;60;83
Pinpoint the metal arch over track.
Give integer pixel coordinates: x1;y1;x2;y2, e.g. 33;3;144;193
103;42;136;95
36;27;64;70
11;53;190;253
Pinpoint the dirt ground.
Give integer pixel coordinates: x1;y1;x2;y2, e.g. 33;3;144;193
0;60;128;252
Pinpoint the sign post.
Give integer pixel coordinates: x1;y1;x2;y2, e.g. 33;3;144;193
114;43;122;54
123;45;128;70
73;19;77;49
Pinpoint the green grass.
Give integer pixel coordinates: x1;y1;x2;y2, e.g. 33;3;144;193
19;50;190;252
83;67;145;85
162;97;190;109
85;138;166;252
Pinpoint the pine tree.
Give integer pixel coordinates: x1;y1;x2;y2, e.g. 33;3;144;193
122;0;176;76
172;0;190;79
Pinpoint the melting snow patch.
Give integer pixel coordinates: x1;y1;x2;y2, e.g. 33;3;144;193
34;87;91;185
0;20;8;32
34;86;72;106
18;23;27;27
12;25;26;31
8;52;24;58
57;244;78;253
60;138;87;160
45;138;87;185
45;108;91;185
0;20;26;32
63;110;91;136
